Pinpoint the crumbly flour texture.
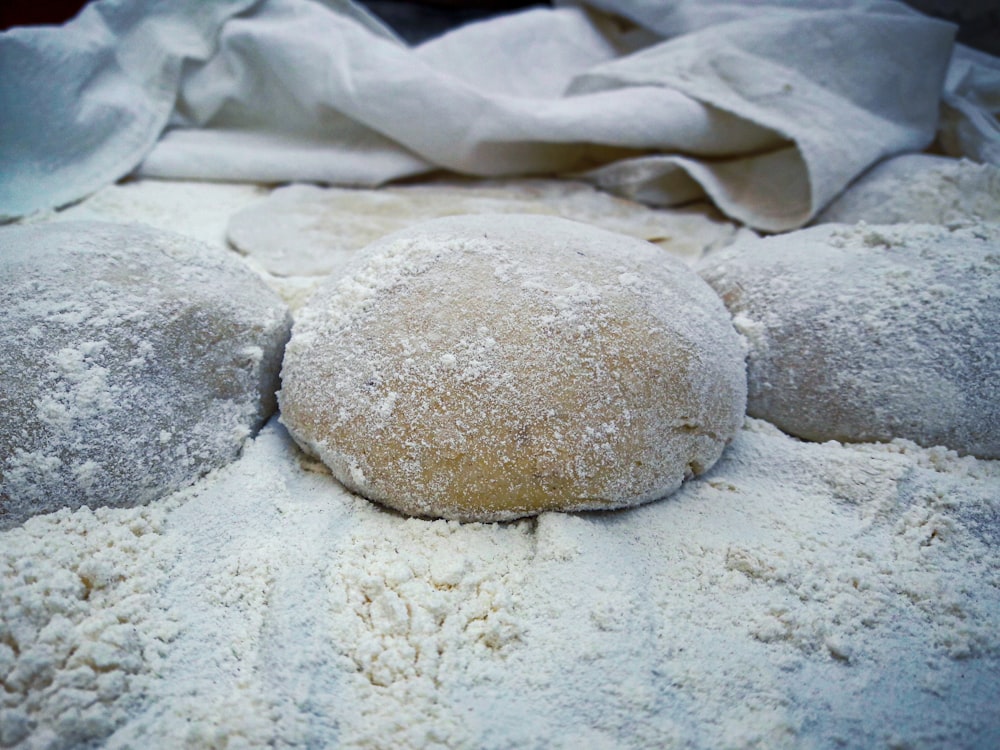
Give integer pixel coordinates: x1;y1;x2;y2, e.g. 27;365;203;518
2;179;998;748
3;420;998;749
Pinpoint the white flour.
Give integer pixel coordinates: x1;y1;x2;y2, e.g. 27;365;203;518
3;179;998;748
0;503;179;748
2;418;998;749
32;180;269;251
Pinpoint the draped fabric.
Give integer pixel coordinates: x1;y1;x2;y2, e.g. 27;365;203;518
2;0;995;230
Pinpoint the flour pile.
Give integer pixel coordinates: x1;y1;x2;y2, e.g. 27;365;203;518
2;419;998;748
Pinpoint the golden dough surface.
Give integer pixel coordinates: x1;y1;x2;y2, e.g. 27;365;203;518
280;214;746;521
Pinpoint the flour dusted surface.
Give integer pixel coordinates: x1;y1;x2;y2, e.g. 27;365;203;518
27;179;268;252
814;154;1000;226
3;418;997;748
699;222;1000;457
280;214;746;520
0;503;178;748
2;178;998;748
0;221;291;527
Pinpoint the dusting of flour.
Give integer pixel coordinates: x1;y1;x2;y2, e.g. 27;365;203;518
814;154;1000;226
226;179;750;278
25;180;268;251
280;214;745;520
3;419;997;748
0;503;179;748
0;221;291;526
699;221;1000;458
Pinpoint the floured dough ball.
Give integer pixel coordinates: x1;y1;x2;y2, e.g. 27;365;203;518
0;221;291;528
280;214;746;521
699;223;1000;457
813;154;1000;226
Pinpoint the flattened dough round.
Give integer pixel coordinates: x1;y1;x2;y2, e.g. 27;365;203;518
0;221;292;528
280;214;746;521
698;223;1000;457
226;179;748;278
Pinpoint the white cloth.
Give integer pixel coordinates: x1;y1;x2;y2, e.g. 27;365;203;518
0;0;256;220
1;0;994;230
940;44;1000;165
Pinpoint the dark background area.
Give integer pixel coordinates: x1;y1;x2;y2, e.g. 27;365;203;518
1;1;997;54
0;0;544;40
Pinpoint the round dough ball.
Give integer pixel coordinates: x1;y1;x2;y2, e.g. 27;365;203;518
813;154;1000;226
280;214;746;521
698;222;1000;457
0;221;291;528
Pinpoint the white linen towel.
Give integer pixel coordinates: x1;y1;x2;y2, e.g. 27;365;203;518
2;0;994;231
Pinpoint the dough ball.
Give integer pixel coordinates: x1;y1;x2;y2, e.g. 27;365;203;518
0;221;292;528
813;154;1000;226
279;214;746;521
698;223;1000;457
227;179;747;278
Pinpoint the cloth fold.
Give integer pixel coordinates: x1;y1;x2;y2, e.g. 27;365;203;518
571;9;954;229
940;44;1000;165
0;0;258;220
1;0;996;230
